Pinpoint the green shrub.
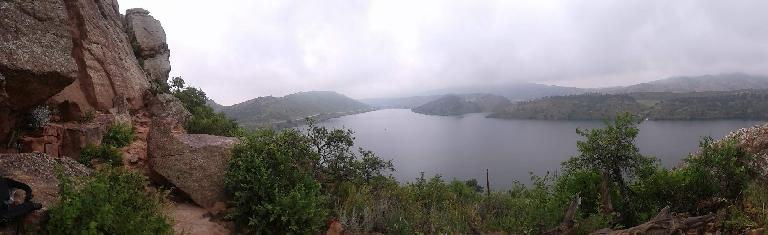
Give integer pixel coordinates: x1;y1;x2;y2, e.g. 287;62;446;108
225;129;328;234
169;77;243;137
79;110;95;124
78;144;124;167
479;174;564;234
43;168;172;234
102;122;135;148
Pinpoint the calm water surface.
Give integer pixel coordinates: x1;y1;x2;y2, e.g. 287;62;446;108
313;109;761;189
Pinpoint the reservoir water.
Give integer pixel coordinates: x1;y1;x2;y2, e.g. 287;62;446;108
313;109;762;189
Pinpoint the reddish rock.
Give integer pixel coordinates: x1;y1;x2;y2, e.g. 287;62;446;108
148;119;238;209
48;0;150;112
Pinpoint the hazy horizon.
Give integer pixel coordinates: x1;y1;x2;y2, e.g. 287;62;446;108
119;0;768;105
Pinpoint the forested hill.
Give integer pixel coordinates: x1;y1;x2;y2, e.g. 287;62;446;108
213;91;372;129
603;73;768;93
490;90;768;120
412;94;510;116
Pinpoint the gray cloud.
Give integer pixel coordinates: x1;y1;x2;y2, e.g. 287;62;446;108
119;0;768;105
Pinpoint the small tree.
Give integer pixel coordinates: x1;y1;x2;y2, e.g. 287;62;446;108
564;112;649;224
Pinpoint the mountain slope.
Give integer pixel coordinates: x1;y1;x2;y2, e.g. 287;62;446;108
364;83;585;108
412;94;510;116
604;73;768;93
489;93;644;120
217;91;371;128
490;90;768;120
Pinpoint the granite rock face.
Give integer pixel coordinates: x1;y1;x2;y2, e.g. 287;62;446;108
0;0;80;143
126;8;171;84
48;0;150;113
148;120;238;209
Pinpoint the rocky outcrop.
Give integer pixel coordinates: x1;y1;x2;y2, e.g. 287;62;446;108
725;123;768;180
125;8;171;84
147;93;190;132
0;153;91;207
48;0;150;113
0;153;90;234
148;120;238;209
0;0;80;144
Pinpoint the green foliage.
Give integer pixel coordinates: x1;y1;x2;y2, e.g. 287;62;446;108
102;122;134;148
169;77;243;137
78;144;122;167
225;129;329;234
78;123;134;167
43;168;172;235
564;112;650;224
79;110;95;124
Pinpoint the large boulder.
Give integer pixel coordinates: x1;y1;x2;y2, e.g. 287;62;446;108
0;153;90;234
148;120;238;209
126;8;171;84
147;93;190;132
0;0;80;143
0;153;91;207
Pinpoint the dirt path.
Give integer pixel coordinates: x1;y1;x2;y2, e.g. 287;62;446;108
168;203;230;235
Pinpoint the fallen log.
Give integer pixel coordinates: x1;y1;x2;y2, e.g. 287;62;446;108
590;206;716;235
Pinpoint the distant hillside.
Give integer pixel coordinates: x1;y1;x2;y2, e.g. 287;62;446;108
215;91;372;129
646;90;768;120
427;83;587;101
489;93;644;120
412;94;510;116
604;73;768;93
490;90;768;120
206;99;225;112
364;83;585;108
360;95;441;109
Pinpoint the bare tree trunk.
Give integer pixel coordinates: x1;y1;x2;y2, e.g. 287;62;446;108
599;171;614;215
544;195;582;235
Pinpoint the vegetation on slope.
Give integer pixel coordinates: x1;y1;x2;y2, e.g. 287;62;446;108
412;94;510;116
168;77;243;136
605;73;768;93
490;93;644;120
215;91;372;129
43;168;172;234
491;90;768;120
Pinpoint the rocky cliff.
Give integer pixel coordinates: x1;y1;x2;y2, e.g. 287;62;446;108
0;1;237;225
0;0;179;158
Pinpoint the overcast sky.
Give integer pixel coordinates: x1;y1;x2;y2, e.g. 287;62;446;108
120;0;768;105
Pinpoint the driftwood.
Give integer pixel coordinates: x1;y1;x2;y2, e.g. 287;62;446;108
543;195;581;235
590;206;716;235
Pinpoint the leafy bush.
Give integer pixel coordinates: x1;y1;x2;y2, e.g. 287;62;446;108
225;129;328;234
78;123;134;167
43;168;172;234
102;122;135;148
78;144;122;167
169;77;243;137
